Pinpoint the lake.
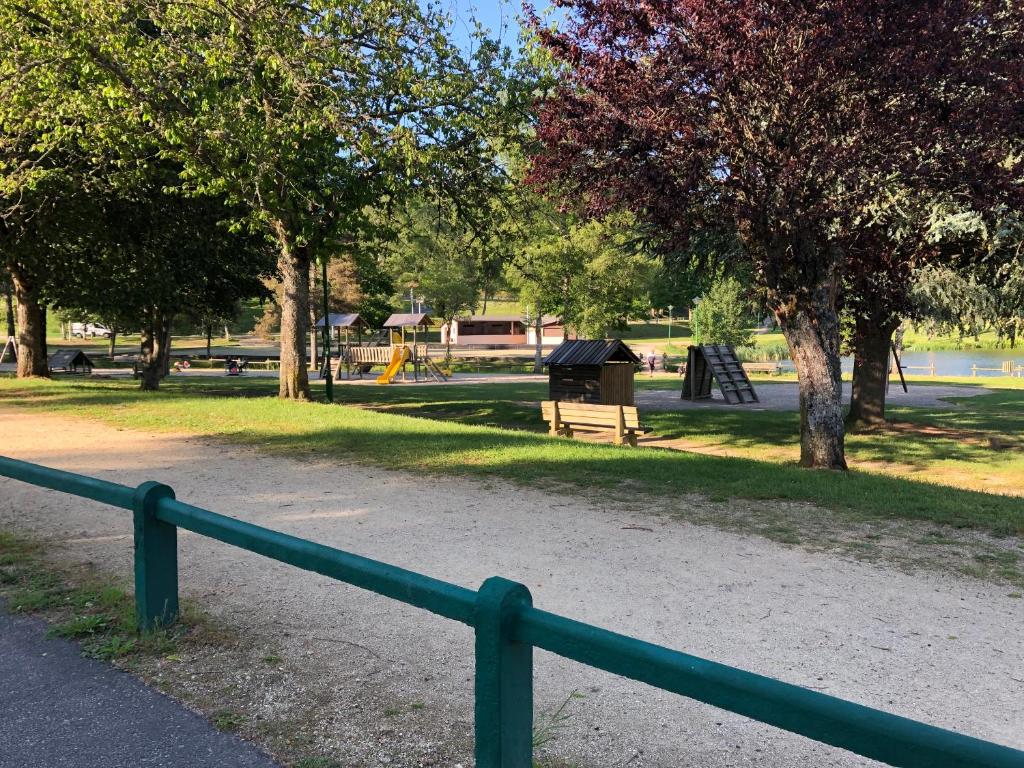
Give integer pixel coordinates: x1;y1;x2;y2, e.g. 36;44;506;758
779;349;1023;378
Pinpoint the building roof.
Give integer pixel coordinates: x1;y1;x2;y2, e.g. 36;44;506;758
453;314;561;325
543;339;640;366
48;348;94;370
382;312;433;328
314;313;367;329
455;315;524;323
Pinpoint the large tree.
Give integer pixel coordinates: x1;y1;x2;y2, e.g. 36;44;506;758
48;183;275;390
6;0;522;399
527;1;1023;467
510;211;656;340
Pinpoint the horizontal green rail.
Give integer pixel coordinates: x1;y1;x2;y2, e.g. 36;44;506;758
1;454;1022;768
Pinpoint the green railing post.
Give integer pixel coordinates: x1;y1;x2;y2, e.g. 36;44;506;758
132;481;179;632
474;577;533;768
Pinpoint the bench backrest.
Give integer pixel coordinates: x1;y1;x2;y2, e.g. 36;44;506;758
542;401;641;429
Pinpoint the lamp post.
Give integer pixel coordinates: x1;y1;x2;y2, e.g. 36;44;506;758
668;305;674;343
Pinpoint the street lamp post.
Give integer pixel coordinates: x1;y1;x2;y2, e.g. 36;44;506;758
668;304;674;343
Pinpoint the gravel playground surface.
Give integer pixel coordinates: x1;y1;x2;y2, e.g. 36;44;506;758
0;408;1021;767
636;381;991;412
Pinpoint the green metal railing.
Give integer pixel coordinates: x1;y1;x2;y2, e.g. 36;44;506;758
1;454;1021;768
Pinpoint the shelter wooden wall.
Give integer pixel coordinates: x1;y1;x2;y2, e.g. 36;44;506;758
549;362;634;405
598;362;635;406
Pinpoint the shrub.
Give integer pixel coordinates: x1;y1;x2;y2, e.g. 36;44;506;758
690;277;754;348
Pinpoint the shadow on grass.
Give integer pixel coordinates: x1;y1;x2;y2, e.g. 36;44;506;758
3;377;1022;537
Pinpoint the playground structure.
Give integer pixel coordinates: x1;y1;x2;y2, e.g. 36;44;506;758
341;343;448;384
0;336;15;365
682;344;759;404
323;311;447;384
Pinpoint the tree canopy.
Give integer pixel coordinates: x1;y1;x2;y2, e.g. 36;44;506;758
527;0;1024;467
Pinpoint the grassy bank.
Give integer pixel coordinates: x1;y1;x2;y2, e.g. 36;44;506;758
1;376;1022;541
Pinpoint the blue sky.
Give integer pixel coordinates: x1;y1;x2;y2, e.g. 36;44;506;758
426;1;554;51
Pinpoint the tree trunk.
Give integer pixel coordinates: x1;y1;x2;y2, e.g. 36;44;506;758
139;312;172;391
11;270;48;377
206;324;212;358
159;318;173;377
846;315;898;431
274;225;311;399
3;280;14;338
108;330;117;358
777;299;847;470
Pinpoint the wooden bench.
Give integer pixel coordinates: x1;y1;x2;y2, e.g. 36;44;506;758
742;362;782;375
541;401;650;447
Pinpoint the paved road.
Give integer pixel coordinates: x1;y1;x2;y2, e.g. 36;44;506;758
0;604;280;768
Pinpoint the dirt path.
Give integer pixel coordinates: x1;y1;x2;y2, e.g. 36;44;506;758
0;408;1021;767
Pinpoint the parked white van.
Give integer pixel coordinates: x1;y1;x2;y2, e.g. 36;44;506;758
70;322;113;339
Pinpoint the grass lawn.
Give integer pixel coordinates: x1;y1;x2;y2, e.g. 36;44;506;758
1;376;1021;542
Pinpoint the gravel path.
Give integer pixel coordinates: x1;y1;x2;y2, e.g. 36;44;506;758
0;407;1020;766
0;604;281;768
636;382;991;411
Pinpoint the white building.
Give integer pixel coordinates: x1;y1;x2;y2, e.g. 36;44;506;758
440;315;573;347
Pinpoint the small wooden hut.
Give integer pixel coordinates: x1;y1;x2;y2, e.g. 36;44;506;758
543;339;640;406
48;348;94;375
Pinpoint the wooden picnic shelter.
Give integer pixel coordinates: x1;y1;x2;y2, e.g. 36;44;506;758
543;339;640;406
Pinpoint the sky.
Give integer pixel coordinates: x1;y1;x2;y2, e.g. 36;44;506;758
425;0;555;52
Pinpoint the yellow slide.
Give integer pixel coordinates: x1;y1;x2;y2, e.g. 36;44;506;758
376;345;410;384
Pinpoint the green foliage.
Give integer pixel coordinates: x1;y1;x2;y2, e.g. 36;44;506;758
511;212;657;339
2;0;531;395
388;201;485;322
690;277;754;347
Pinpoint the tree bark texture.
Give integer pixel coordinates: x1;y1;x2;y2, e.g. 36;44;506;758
139;312;172;391
776;294;847;470
3;280;14;338
108;330;117;358
274;226;311;399
11;270;48;377
847;314;897;431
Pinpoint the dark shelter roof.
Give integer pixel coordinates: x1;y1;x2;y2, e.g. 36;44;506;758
382;312;432;328
543;339;640;367
315;313;367;329
48;349;94;370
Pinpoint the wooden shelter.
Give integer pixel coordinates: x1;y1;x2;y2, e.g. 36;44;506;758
382;312;432;345
315;312;368;332
543;339;640;406
315;312;369;346
48;348;94;375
